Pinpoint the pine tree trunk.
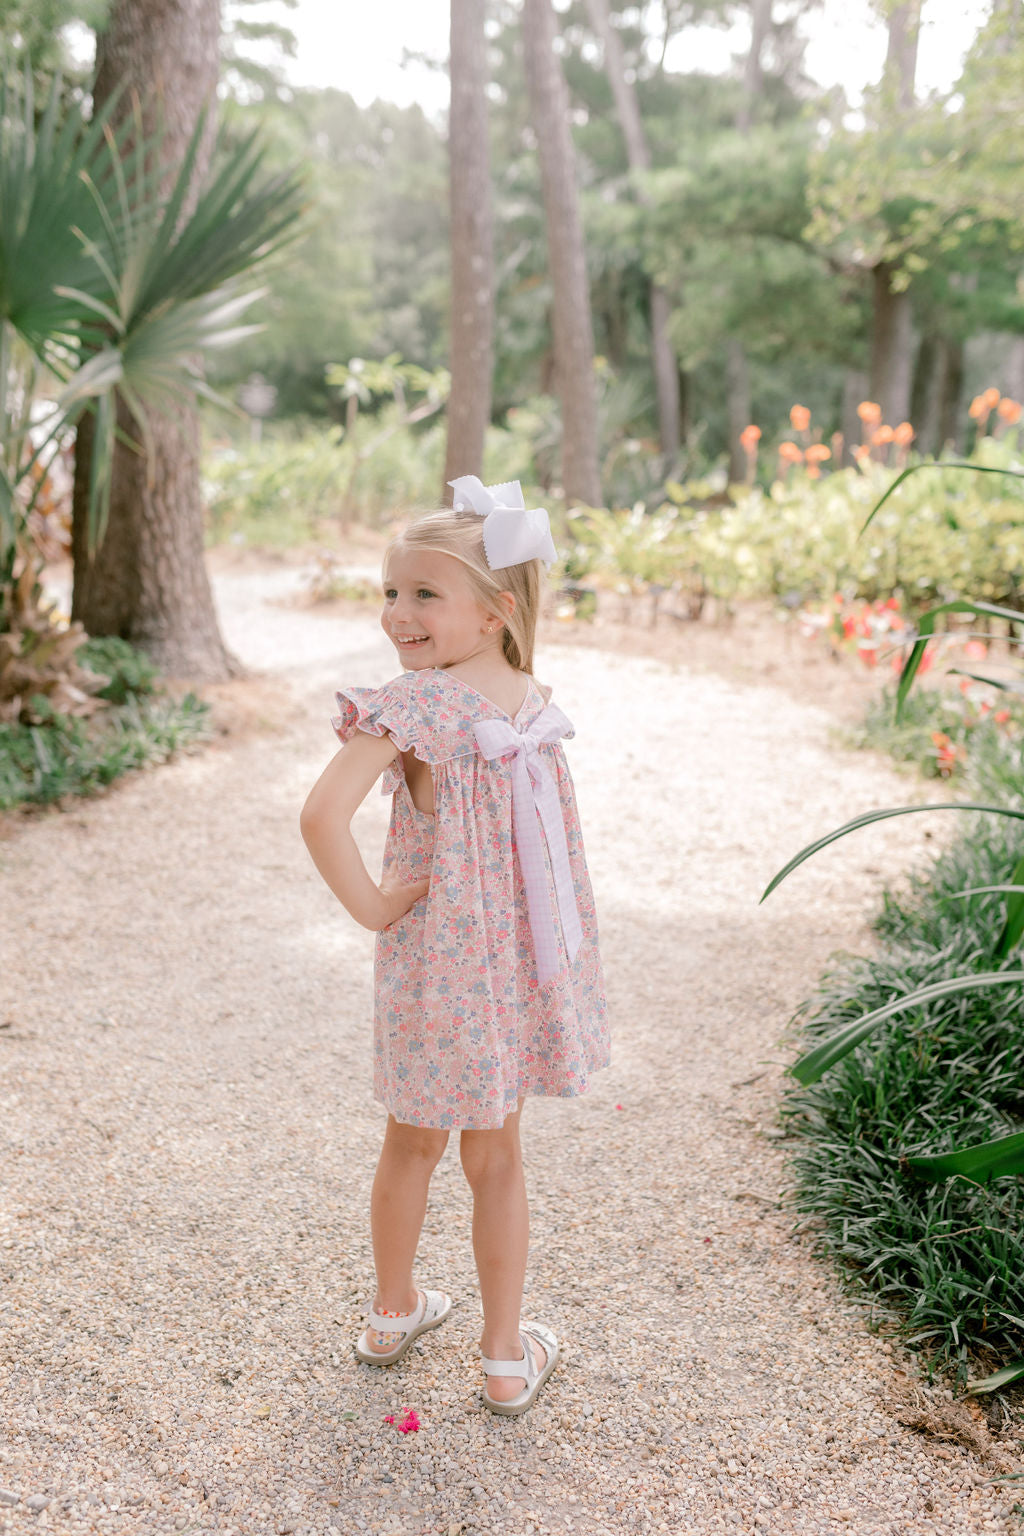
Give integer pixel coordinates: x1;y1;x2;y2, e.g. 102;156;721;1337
864;1;919;435
725;338;751;483
522;0;602;507
869;262;914;426
1005;333;1024;403
70;0;235;680
841;368;869;465
442;0;494;498
724;0;772;479
736;0;772;133
939;338;965;452
584;0;679;459
883;0;922;111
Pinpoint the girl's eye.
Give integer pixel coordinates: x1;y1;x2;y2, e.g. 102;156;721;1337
383;588;397;600
416;589;436;600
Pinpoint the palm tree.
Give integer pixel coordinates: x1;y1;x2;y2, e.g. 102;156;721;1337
0;68;304;703
71;0;268;679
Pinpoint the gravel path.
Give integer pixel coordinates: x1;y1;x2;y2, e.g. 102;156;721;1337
1;564;1020;1536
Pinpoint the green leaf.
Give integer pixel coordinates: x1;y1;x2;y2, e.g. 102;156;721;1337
895;600;1024;717
997;854;1024;958
861;461;1024;536
949;885;1024;901
946;669;1024;695
907;1130;1024;1183
761;802;1024;903
967;1358;1024;1395
790;972;1024;1086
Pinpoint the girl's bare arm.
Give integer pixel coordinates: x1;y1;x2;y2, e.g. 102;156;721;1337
300;731;429;930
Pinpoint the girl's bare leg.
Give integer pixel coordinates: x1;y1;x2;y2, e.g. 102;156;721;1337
365;1115;449;1352
460;1102;544;1402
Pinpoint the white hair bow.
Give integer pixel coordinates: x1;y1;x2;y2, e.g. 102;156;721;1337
448;475;557;571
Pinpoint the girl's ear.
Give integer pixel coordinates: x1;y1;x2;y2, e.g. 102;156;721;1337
492;590;516;628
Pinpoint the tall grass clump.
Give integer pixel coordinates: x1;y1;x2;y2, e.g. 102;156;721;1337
782;805;1024;1381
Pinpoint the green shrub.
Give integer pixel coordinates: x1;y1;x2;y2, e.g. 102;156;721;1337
563;437;1024;612
782;807;1024;1381
849;683;1024;781
669;447;1024;609
79;636;158;704
0;691;211;810
201;415;560;545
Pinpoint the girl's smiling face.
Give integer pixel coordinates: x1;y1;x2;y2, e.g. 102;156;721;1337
381;546;503;670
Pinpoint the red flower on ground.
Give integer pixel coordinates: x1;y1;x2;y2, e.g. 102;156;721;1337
384;1408;421;1434
994;709;1012;725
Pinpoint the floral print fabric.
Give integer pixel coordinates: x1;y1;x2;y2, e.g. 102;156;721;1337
332;669;609;1129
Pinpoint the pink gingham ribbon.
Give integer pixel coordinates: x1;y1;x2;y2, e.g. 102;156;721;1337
474;704;583;985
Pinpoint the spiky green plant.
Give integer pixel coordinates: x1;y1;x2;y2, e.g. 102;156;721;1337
0;65;305;714
764;459;1024;1393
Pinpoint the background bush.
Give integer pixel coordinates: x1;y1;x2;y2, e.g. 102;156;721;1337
0;643;210;811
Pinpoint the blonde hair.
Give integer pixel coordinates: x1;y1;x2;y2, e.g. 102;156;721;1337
386;510;543;673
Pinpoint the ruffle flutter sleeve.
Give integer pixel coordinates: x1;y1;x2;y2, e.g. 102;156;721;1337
332;682;422;755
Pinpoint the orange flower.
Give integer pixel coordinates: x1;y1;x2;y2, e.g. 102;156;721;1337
968;394;988;420
790;404;811;432
853;443;871;464
893;421;915;446
983;385;1001;409
805;443;831;463
740;424;762;451
871;424;895;446
777;441;803;463
998;397;1022;424
857;401;882;425
931;731;957;771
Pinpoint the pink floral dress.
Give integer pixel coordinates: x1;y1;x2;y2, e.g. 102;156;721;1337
332;668;609;1130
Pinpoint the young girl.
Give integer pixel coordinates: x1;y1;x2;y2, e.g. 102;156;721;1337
300;475;608;1416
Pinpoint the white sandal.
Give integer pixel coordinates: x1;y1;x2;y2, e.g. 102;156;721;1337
481;1321;559;1416
355;1289;452;1366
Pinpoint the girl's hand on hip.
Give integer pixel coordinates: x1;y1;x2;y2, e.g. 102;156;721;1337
376;877;429;929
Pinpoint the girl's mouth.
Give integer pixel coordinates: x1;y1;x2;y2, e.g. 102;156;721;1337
395;635;428;647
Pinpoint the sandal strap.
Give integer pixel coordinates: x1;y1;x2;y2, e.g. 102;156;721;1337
482;1330;536;1380
367;1292;425;1336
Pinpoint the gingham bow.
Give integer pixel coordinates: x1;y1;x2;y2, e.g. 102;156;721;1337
474;703;582;985
448;475;557;570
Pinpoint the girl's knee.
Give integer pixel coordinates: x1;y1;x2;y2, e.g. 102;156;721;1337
459;1124;523;1188
385;1118;449;1170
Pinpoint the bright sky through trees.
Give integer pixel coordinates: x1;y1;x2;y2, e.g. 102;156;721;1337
256;0;991;114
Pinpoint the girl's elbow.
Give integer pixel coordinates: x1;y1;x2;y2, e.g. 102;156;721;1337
299;795;326;847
